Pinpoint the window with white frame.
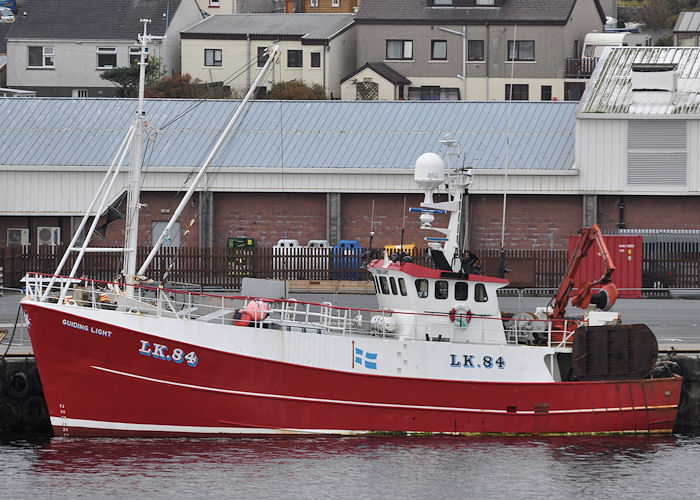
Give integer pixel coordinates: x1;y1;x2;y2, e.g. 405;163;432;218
28;46;54;67
386;40;413;60
310;0;318;6
129;46;142;65
332;0;339;6
205;48;222;66
209;0;220;6
97;47;117;69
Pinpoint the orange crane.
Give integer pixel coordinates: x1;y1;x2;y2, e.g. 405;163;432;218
548;224;619;323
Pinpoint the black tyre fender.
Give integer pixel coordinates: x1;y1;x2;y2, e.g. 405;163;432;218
21;395;50;432
0;397;21;430
6;370;30;399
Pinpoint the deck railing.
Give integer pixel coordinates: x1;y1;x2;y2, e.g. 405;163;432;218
23;272;581;349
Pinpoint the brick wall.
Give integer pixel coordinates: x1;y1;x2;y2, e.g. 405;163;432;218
1;192;698;251
213;192;328;247
468;194;583;250
598;195;700;231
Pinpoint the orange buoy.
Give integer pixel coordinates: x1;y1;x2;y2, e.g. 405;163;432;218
246;300;270;322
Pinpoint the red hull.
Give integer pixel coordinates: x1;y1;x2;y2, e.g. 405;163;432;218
23;302;682;437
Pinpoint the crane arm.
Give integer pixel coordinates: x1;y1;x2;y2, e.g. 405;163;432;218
549;225;617;320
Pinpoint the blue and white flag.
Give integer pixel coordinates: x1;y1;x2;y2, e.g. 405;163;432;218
355;347;378;369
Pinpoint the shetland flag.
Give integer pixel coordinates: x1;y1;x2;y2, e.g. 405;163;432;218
355;347;378;369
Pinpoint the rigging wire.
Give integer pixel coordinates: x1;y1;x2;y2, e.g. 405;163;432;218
499;24;517;278
121;50;273;273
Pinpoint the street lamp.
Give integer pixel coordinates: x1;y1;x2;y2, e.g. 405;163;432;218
438;25;466;100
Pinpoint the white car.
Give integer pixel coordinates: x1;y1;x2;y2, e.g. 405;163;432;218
0;7;14;22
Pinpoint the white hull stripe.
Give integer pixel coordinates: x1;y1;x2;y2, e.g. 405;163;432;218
92;365;675;416
50;417;365;435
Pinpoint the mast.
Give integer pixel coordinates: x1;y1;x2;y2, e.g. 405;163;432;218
124;19;162;290
410;137;472;272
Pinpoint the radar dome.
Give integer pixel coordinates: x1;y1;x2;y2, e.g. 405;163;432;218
414;152;445;190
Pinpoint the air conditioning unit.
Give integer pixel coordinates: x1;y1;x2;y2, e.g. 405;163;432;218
37;227;61;246
7;228;29;246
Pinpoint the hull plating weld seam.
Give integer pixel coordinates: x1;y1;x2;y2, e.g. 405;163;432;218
91;365;675;416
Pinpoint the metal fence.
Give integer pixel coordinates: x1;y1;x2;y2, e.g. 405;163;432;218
0;244;697;292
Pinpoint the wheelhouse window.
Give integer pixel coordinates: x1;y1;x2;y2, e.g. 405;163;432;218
455;282;468;301
431;40;447;60
97;47;117;69
475;283;488;302
288;49;303;68
507;40;535;61
379;276;390;295
398;278;408;296
257;47;269;67
28;46;54;67
373;276;380;294
468;40;484;61
311;52;321;68
433;0;453;4
205;49;222;67
389;277;398;295
435;280;448;299
415;279;428;298
386;40;413;60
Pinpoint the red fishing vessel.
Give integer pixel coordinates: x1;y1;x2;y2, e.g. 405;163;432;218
20;23;682;437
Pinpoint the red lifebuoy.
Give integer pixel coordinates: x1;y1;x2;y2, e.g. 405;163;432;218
449;307;472;327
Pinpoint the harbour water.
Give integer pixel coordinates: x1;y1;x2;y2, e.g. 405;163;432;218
2;433;700;498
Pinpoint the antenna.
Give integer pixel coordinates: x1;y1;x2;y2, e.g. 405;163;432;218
368;199;375;251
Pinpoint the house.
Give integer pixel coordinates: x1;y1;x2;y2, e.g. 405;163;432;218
303;0;360;14
345;0;606;101
674;11;700;46
576;46;700;229
6;0;204;97
180;13;355;98
195;0;287;16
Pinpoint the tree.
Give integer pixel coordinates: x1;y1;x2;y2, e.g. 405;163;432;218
145;73;231;99
263;81;327;100
100;58;166;97
636;0;700;30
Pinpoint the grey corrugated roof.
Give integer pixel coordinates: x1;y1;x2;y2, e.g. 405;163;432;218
341;62;411;84
578;47;700;115
0;98;576;170
674;11;700;33
7;0;185;40
356;0;605;25
182;13;354;40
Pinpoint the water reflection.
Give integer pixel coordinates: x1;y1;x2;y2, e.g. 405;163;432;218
0;434;697;498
